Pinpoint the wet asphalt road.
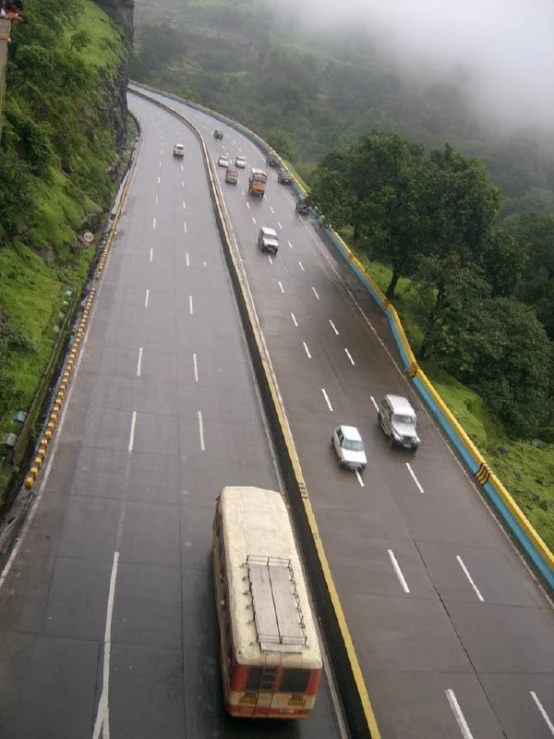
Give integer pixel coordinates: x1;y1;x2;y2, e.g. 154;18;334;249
0;97;342;739
132;87;554;739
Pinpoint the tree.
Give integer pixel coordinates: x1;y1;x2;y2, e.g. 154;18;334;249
265;128;295;161
415;254;552;437
308;159;352;231
308;135;502;300
415;254;491;366
418;144;502;261
476;229;526;298
464;299;552;438
509;214;554;338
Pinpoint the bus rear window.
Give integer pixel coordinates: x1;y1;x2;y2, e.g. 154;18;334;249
280;669;310;693
245;666;278;691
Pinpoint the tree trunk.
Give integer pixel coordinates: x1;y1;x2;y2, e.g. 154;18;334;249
386;269;400;300
352;222;361;242
418;285;445;360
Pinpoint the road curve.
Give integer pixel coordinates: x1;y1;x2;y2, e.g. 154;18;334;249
133;87;554;739
0;96;342;738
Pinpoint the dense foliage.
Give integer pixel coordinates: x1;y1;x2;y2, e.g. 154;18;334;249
0;0;128;415
308;132;554;438
132;0;554;219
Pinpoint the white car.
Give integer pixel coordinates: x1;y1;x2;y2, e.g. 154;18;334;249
331;425;367;471
218;155;230;168
235;155;247;169
173;143;184;158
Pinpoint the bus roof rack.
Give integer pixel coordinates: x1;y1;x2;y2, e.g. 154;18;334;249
246;555;307;653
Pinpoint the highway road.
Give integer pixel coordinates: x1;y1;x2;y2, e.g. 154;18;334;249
132;87;554;739
0;96;343;738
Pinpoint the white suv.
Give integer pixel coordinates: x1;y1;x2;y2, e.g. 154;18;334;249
173;143;184;158
378;394;420;450
258;227;279;255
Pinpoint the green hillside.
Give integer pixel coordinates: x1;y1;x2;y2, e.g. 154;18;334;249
0;0;131;498
132;0;554;219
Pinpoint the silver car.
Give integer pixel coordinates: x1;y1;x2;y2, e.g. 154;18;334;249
235;155;247;168
331;425;367;471
378;394;420;450
218;155;230;168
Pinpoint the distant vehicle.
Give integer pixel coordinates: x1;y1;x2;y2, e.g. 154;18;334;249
214;129;223;140
235;155;247;169
296;198;310;215
378;394;420;450
278;167;293;184
213;486;323;718
331;425;367;471
225;167;239;185
248;168;267;197
258;226;279;255
266;151;280;167
173;143;185;158
218;155;230;168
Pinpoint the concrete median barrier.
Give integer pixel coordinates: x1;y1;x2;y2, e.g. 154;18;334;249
129;85;383;739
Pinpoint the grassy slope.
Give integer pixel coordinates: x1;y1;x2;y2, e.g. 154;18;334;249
0;2;125;452
351;248;554;552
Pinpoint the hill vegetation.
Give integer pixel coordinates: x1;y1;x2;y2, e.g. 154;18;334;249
132;0;554;220
0;0;130;495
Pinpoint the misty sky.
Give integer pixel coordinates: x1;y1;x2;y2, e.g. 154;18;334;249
272;0;554;132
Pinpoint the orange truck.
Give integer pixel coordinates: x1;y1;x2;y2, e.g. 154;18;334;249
248;168;267;197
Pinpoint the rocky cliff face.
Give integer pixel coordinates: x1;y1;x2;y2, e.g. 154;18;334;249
94;0;135;45
94;0;135;151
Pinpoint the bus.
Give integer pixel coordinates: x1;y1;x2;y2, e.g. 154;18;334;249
248;168;267;197
212;486;322;719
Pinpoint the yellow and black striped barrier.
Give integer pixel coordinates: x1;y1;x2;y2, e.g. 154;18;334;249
23;287;98;490
475;462;492;486
407;361;420;379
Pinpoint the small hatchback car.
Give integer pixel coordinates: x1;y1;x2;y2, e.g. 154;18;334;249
218;155;230;168
173;143;184;158
235;155;247;169
378;394;420;450
225;167;239;184
331;425;367;471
